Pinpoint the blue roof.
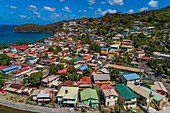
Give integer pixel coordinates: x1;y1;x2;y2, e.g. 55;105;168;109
78;65;88;71
46;45;52;46
1;66;18;72
62;42;67;45
120;73;140;81
101;48;107;50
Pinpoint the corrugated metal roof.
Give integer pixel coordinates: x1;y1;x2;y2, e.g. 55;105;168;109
115;83;137;99
120;73;140;81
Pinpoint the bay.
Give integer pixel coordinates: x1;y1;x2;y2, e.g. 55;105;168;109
0;25;53;45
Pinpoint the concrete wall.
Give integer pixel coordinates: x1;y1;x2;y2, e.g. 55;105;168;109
0;99;80;113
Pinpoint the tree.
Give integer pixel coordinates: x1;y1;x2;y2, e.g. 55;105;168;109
110;69;120;80
67;66;77;74
27;72;43;86
0;54;11;66
144;84;151;89
49;64;64;75
0;73;5;88
83;68;91;77
157;66;165;74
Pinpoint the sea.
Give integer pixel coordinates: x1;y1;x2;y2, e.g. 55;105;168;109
0;25;53;45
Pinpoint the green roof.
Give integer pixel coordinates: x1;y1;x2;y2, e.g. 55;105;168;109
18;52;26;55
26;56;37;60
80;88;99;103
74;57;82;62
65;57;72;61
115;83;137;99
107;58;114;60
140;86;165;101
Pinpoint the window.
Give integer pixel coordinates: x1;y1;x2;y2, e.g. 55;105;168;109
107;102;109;106
108;97;110;99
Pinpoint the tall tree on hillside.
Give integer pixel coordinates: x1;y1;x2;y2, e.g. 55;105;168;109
0;54;11;66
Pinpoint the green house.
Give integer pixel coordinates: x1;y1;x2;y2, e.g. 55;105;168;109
80;88;99;108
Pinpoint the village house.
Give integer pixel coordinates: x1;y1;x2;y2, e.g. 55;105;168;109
9;45;28;53
140;86;168;111
119;73;140;84
80;88;99;108
127;84;152;107
93;74;110;84
100;48;108;55
101;85;118;106
115;83;137;109
151;81;169;96
75;76;91;88
56;86;79;107
31;88;53;103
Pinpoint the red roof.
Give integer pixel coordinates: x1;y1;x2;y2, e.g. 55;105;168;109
46;52;53;54
46;59;55;63
101;85;114;90
29;51;36;54
20;67;30;71
60;50;69;53
0;66;8;70
142;57;151;60
10;45;28;50
62;80;75;86
75;44;84;49
20;63;28;67
82;56;92;60
57;68;67;73
10;64;19;66
77;76;91;85
12;69;21;74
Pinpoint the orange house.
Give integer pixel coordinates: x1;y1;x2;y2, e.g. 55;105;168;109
100;48;108;55
93;74;110;84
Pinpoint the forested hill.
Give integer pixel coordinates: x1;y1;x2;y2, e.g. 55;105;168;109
13;5;170;33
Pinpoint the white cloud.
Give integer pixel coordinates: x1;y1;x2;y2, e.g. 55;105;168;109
77;10;81;13
101;1;106;4
148;0;158;7
19;15;27;18
33;11;41;18
88;6;93;9
125;9;134;14
64;14;75;19
59;0;65;2
95;8;116;15
6;5;17;9
49;13;61;20
42;6;56;11
62;6;71;12
139;7;148;12
26;5;37;11
83;10;86;13
88;0;95;5
107;0;124;6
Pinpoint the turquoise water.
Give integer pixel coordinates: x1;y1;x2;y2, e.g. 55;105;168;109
0;25;52;45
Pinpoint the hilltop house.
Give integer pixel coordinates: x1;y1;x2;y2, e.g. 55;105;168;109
56;86;79;107
93;74;110;84
140;86;168;111
9;45;28;53
115;83;137;109
80;88;99;108
101;85;118;106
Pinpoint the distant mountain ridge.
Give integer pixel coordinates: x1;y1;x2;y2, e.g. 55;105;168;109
13;5;170;33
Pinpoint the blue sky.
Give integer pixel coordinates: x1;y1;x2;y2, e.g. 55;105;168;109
0;0;169;25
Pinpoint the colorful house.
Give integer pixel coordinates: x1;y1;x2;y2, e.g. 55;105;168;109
101;85;118;106
80;88;99;108
119;73;140;83
56;86;79;107
100;48;108;55
75;76;91;88
151;81;169;96
140;86;168;111
9;45;28;53
93;74;110;84
115;83;137;109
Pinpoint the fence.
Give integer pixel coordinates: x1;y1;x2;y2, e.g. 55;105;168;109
0;99;80;113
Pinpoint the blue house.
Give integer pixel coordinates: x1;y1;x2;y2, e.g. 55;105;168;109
1;65;22;74
78;65;88;71
89;34;94;38
119;73;140;83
